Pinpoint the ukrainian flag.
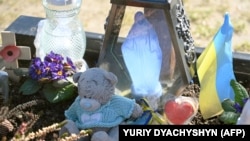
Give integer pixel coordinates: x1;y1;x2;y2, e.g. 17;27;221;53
197;13;236;119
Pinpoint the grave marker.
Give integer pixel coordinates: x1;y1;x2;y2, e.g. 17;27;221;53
0;31;31;82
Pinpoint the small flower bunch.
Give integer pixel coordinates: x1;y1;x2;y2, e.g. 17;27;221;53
29;51;76;82
219;79;249;124
19;51;78;103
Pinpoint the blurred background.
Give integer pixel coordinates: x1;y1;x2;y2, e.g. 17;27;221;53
0;0;249;53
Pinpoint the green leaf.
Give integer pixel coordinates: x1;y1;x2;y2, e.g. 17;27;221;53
42;83;77;103
19;78;42;95
221;99;236;112
219;111;240;125
230;79;249;106
13;68;29;76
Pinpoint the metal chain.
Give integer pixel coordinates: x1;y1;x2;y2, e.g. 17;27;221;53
175;4;196;65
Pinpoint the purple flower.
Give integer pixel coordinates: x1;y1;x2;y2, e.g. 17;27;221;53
29;57;46;80
65;57;76;70
44;51;64;64
243;98;248;104
234;103;243;113
29;51;76;82
233;98;249;113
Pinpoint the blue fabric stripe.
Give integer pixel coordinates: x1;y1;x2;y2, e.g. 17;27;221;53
214;13;235;102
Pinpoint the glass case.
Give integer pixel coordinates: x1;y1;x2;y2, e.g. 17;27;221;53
97;0;196;112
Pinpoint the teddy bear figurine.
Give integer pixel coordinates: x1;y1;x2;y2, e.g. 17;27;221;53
59;67;143;141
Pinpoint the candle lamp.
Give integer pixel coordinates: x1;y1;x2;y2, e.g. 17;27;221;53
97;0;196;110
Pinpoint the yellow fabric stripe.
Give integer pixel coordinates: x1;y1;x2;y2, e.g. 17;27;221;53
197;42;223;119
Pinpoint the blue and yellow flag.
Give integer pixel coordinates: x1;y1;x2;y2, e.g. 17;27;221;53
197;13;236;119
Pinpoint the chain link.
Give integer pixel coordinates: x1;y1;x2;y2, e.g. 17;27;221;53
176;4;196;65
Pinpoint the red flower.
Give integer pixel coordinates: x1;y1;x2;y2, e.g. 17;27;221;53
0;45;21;62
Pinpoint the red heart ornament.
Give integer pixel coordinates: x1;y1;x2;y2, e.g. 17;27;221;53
164;99;195;125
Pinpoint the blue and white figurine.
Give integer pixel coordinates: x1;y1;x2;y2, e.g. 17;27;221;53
121;11;162;110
